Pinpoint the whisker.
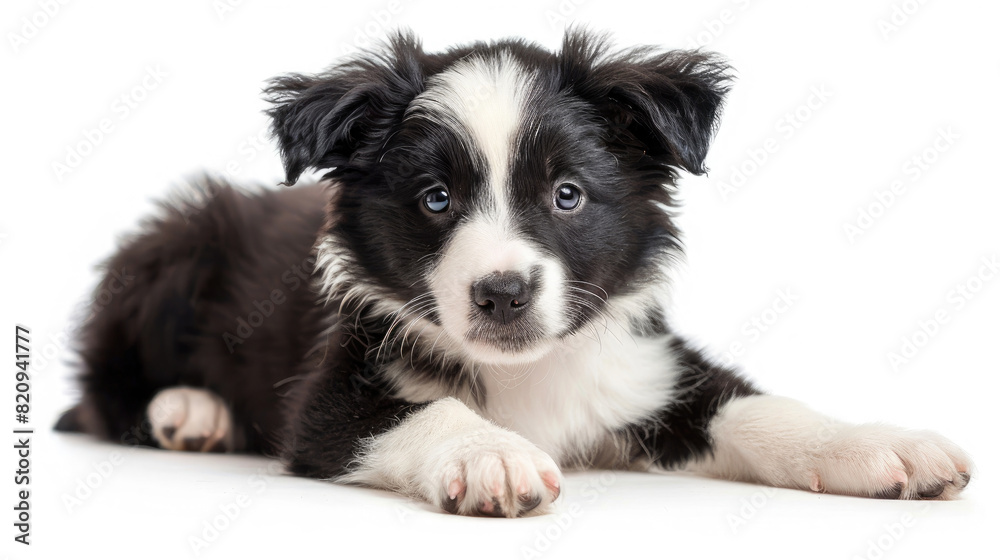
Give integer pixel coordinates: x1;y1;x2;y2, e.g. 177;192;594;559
384;302;436;359
566;280;609;301
374;293;435;363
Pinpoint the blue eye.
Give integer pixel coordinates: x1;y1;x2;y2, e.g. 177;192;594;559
554;183;582;211
423;187;450;213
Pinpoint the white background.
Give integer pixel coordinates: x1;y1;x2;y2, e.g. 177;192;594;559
2;0;998;558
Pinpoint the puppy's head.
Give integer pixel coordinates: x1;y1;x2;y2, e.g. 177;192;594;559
267;31;729;365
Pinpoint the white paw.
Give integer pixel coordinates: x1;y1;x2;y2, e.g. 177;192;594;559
146;387;234;452
421;427;562;517
811;425;971;500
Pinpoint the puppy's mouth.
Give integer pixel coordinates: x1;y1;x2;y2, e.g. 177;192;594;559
464;320;543;354
460;327;554;365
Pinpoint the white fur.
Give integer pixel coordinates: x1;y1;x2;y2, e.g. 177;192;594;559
147;387;233;452
407;51;535;218
478;323;676;465
693;395;972;499
382;308;679;466
427;212;568;365
314;233;409;318
338;397;561;517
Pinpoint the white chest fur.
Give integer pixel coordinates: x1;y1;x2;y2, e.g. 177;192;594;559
386;321;679;465
477;327;677;462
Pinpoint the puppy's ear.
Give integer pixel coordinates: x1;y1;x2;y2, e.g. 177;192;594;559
265;32;426;185
560;31;731;175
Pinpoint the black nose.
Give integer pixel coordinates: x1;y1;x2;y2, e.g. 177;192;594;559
471;272;531;323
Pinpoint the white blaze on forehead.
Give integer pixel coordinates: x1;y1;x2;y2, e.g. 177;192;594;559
412;53;566;364
407;52;535;215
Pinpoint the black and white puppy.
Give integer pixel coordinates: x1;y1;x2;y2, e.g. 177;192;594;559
56;30;971;517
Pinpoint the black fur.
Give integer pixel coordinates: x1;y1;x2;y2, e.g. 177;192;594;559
629;338;760;469
61;179;327;454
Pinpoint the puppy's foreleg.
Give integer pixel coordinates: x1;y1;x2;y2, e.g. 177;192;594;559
338;398;562;517
631;339;971;500
287;375;561;518
695;394;972;500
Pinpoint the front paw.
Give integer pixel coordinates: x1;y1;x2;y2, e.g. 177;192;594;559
812;425;971;500
422;428;562;517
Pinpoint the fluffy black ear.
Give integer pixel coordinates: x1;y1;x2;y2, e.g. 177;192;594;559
559;31;732;175
265;32;427;185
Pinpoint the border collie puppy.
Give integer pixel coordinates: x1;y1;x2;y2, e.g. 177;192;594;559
56;30;971;517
